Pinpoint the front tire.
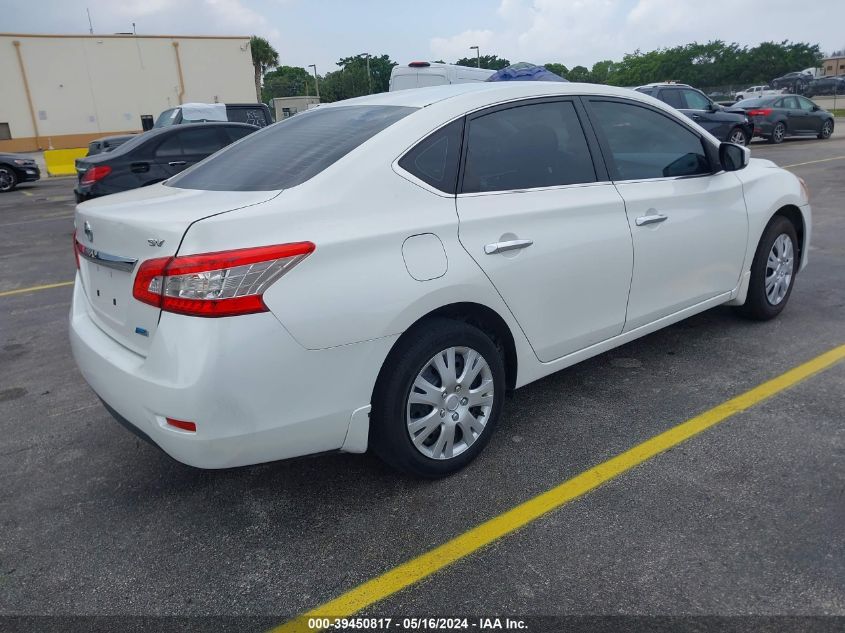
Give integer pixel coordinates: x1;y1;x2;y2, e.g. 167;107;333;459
370;318;506;478
818;119;833;139
768;122;786;144
735;215;798;321
728;126;749;146
0;166;18;193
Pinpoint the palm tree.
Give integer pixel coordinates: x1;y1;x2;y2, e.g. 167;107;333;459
250;36;279;102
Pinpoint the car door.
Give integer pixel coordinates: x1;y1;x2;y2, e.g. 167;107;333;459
584;97;748;331
679;88;724;137
152;132;188;180
780;96;808;132
796;96;822;133
455;98;633;362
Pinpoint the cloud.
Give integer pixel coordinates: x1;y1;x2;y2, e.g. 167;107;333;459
430;0;842;69
430;29;497;62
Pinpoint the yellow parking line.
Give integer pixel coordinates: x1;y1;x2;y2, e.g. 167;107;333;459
0;281;73;298
19;190;34;197
270;343;845;633
781;156;845;168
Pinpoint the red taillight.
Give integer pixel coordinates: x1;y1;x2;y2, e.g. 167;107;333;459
166;418;196;432
80;165;112;185
132;242;315;317
408;61;431;67
73;230;80;269
746;108;773;117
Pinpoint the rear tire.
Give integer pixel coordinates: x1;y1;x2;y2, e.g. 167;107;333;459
818;119;833;140
768;122;786;144
0;166;18;193
735;215;798;321
370;317;506;478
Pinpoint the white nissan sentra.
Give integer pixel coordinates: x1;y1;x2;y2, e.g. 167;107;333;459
70;82;810;477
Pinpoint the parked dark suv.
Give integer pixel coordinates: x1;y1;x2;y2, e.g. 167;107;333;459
74;122;257;201
635;83;753;145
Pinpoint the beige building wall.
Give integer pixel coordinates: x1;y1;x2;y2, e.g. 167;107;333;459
0;34;256;152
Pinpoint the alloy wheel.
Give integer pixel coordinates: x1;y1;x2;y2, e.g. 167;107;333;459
821;121;833;139
773;123;785;143
0;168;13;192
765;233;794;306
729;129;747;145
406;346;494;460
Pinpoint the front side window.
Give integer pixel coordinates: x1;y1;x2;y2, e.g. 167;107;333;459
797;97;815;112
398;118;464;194
462;101;596;193
590;100;710;181
682;89;711;110
168;105;415;191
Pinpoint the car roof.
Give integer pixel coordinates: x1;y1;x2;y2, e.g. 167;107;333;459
635;82;692;89
324;82;654;110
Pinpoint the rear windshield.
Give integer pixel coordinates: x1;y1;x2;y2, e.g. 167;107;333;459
167;105;415;192
734;98;768;108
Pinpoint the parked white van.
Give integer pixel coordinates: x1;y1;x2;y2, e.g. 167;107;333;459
389;62;495;91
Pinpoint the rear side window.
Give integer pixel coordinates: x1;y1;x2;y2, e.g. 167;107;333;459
462;101;596;193
154;134;183;158
178;128;224;155
226;107;270;127
168;105;415;191
658;89;684;109
224;126;256;143
589;100;710;180
398;119;464;194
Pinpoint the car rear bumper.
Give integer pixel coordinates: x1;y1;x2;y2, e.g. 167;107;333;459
69;275;393;468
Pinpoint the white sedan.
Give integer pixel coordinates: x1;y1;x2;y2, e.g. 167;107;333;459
70;82;811;477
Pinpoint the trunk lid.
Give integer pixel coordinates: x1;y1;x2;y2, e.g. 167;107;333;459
74;184;278;355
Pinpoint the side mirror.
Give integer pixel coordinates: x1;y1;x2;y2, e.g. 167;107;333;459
719;142;750;172
812;104;820;111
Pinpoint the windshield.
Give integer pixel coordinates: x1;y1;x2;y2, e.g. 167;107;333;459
167;105;416;192
153;108;180;128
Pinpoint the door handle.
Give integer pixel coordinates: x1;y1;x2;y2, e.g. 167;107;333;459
130;162;149;173
168;160;187;167
484;239;533;255
635;214;668;226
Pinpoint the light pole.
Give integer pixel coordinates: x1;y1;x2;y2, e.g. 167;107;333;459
470;45;480;68
359;53;372;94
308;64;320;100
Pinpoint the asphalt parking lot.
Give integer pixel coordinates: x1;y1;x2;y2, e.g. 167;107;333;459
1;131;844;631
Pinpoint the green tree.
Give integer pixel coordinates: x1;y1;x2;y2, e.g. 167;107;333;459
319;54;397;102
249;36;279;102
589;60;616;84
543;63;569;79
262;66;315;101
454;54;510;70
567;65;591;82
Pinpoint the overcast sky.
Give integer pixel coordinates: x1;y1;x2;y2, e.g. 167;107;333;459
2;0;841;74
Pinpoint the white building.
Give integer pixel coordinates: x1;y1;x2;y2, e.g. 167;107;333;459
273;96;321;120
0;33;257;152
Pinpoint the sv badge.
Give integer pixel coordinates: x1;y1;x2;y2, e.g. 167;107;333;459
147;239;165;247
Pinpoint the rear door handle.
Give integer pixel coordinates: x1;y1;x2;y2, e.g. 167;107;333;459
168;161;187;167
635;214;668;226
484;239;533;255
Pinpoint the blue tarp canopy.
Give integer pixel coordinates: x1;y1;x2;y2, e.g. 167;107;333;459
486;62;568;82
